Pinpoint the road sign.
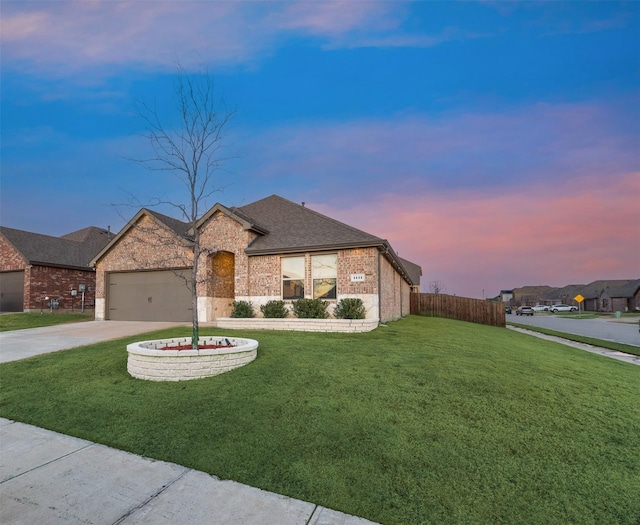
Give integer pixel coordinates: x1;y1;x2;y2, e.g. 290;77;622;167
574;294;584;303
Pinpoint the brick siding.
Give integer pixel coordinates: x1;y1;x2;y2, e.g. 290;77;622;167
95;214;193;300
96;211;411;323
1;234;96;312
0;236;25;271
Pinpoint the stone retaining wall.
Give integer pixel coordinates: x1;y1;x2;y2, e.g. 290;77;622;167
212;317;379;333
127;336;258;381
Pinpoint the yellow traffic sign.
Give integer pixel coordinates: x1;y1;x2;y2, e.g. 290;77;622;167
574;294;584;303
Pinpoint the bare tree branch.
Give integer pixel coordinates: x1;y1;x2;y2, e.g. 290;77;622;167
125;63;236;348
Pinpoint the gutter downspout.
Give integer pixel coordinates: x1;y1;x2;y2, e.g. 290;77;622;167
378;249;382;322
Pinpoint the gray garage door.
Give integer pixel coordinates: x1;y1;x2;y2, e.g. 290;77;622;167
0;271;24;312
108;270;193;321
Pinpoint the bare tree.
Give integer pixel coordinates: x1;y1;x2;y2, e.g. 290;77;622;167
132;64;235;348
428;280;447;295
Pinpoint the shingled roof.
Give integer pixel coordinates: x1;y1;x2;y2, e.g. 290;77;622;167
234;195;417;285
598;279;640;299
1;226;110;270
236;195;386;254
579;279;637;300
94;195;420;285
399;257;422;287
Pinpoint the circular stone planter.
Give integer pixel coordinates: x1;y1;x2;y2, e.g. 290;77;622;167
127;336;259;382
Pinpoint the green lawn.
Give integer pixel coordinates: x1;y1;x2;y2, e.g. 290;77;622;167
1;316;639;525
0;312;93;332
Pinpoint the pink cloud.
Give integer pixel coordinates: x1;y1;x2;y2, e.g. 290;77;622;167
238;100;637;198
311;172;639;298
0;1;415;78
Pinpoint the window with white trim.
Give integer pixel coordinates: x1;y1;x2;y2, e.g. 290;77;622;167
312;254;337;300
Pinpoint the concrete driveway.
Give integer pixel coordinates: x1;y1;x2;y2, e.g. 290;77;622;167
0;320;188;363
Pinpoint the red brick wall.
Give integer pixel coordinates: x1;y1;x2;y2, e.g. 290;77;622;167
1;233;96;312
25;265;96;312
0;235;25;271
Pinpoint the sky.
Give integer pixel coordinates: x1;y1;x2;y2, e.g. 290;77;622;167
1;1;639;299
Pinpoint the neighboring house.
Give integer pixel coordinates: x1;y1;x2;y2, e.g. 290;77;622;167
497;280;640;311
92;195;421;323
581;279;640;313
603;279;640;312
541;284;586;307
500;290;514;303
0;226;111;312
512;285;556;306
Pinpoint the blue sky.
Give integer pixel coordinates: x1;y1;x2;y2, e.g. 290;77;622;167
1;1;638;298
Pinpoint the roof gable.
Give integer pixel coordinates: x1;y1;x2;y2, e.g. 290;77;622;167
91;209;192;265
195;203;268;235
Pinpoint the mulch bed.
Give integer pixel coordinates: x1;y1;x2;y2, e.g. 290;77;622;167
160;344;235;351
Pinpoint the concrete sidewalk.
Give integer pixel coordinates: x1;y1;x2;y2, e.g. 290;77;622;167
0;418;378;525
507;326;640;366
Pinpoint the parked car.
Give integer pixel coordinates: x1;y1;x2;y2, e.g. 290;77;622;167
516;306;534;316
551;304;578;313
532;305;550;312
505;306;512;314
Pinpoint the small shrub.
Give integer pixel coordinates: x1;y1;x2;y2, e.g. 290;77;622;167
230;300;255;318
292;298;329;319
334;298;366;319
260;300;289;318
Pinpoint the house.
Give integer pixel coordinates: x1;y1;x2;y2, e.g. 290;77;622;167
0;226;111;312
500;290;514;303
542;284;586;307
511;285;556;306
497;280;640;311
91;195;421;324
580;279;640;312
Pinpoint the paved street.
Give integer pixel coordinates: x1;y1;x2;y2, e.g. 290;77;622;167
507;314;640;347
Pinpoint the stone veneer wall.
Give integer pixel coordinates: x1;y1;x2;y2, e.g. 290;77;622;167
127;336;258;381
213;317;380;333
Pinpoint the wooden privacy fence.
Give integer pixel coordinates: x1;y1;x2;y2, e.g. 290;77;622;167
410;293;505;328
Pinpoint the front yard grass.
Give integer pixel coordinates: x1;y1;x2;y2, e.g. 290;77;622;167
1;315;639;524
0;312;93;332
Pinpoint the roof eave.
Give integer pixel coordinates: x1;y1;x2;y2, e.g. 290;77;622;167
28;260;96;272
245;239;387;256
